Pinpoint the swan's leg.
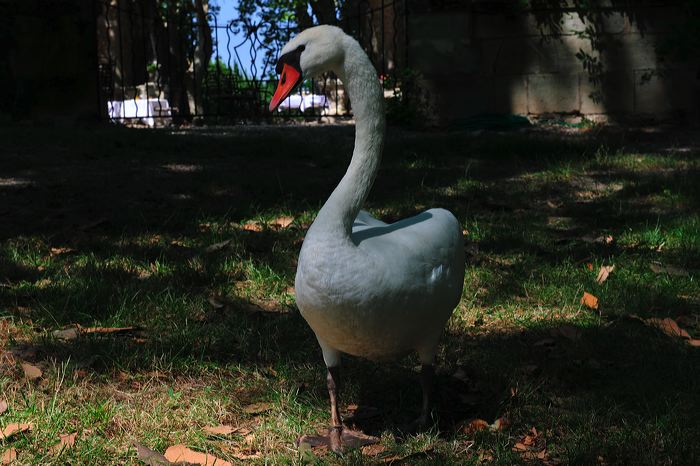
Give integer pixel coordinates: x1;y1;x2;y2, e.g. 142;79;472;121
297;339;378;454
326;366;343;453
408;342;439;431
415;363;435;428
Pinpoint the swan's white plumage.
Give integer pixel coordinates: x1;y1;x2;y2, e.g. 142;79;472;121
289;26;465;369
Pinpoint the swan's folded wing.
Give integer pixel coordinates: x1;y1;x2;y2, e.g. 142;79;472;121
354;210;387;228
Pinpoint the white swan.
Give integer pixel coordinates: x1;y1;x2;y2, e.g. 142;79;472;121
269;25;465;452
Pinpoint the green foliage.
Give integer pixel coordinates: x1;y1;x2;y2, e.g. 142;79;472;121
385;67;420;126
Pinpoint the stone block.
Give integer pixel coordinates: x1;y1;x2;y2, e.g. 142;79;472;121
580;72;634;114
527;73;581;114
634;68;699;114
419;74;528;123
601;33;659;71
408;13;475;75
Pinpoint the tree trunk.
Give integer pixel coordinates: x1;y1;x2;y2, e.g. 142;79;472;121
310;0;337;25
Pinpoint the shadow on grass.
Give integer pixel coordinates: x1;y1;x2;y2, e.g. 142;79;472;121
1;124;699;463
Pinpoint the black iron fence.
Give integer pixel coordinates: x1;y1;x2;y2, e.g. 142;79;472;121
96;0;407;126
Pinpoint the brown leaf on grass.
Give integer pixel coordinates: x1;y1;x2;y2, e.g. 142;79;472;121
513;442;529;451
21;363;42;380
1;448;17;465
270;216;294;229
581;292;599;310
133;442;171;465
230;450;261;460
362;443;386;456
581;234;614;245
242;221;264;232
491;416;511;431
53;325;138;340
49;247;75;256
52;327;80;340
242;402;272;414
650;263;689;277
596;265;615;285
81;326;138;335
646;317;692;339
205;239;232;253
0;401;7;416
586;262;594;271
0;423;32;440
202;424;236;436
49;432;77;454
462;419;489;435
164;445;232;466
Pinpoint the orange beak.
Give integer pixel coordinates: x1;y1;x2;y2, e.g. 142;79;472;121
269;63;303;112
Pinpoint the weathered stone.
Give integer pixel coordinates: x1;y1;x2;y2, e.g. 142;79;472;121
634;68;699;114
408;13;474;76
527;74;580;114
580;72;634;114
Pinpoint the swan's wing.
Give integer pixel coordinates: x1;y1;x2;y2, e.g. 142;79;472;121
352;208;464;283
352;210;387;234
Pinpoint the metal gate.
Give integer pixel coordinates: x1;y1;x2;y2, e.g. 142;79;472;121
95;0;407;126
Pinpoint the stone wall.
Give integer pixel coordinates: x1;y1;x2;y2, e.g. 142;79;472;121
407;2;700;125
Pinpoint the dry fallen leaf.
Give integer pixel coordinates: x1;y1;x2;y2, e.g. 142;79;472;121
362;443;386;456
596;265;615;285
650;263;689;277
646;317;691;339
202;424;236;436
0;423;32;440
242;221;264;232
50;247;75;256
581;234;614;245
491;416;511;431
81;326;137;335
230;450;262;460
52;327;80;340
49;432;77;454
133;442;170;465
0;401;7;416
462;418;490;435
164;444;232;466
581;291;599;310
242;402;272;415
270;216;294;229
1;448;17;465
586;262;594;271
53;325;138;340
205;239;232;253
21;363;42;380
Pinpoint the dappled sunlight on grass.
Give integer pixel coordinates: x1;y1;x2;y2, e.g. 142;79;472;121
1;125;699;463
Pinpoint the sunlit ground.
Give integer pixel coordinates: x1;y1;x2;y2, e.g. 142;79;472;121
1;124;699;464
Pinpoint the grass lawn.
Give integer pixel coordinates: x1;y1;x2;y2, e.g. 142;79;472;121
1;123;699;465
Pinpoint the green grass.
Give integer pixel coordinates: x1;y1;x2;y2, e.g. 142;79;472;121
1;124;699;464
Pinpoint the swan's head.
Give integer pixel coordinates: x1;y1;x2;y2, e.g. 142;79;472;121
269;25;346;112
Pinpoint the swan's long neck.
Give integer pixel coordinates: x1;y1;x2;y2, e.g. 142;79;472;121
312;37;385;237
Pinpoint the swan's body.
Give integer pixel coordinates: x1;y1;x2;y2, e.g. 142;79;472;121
297;207;464;365
270;25;465;452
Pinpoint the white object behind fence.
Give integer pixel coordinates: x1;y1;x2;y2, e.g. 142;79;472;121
108;99;172;127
